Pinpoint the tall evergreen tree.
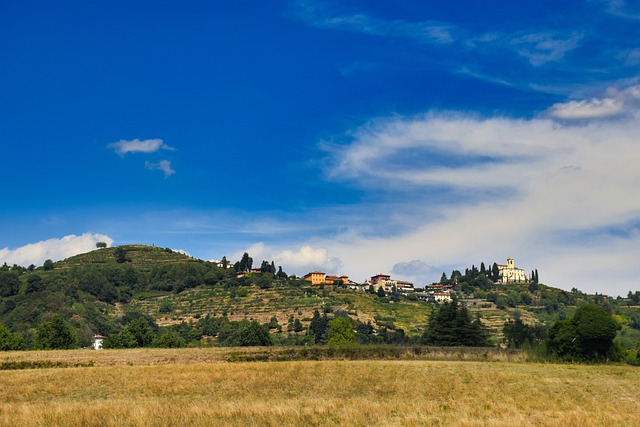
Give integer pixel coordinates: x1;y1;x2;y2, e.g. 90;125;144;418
260;260;271;273
421;299;490;347
308;310;329;344
491;262;500;282
236;252;253;272
276;266;287;279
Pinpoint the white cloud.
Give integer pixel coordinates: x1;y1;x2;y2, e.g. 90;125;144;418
174;248;192;257
547;84;640;119
547;98;625;119
317;87;640;294
108;138;174;156
234;242;343;276
145;160;175;177
0;233;114;267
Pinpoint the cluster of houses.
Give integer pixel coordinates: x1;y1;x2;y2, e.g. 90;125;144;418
300;258;530;302
302;271;454;303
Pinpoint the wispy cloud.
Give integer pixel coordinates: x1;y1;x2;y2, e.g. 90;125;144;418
509;32;584;66
291;0;455;44
598;0;640;19
0;233;113;267
145;160;175;177
108;138;174;156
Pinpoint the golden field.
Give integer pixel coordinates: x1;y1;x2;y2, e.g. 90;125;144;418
1;348;639;426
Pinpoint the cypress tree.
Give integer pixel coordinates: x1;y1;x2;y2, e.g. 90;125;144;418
491;263;500;282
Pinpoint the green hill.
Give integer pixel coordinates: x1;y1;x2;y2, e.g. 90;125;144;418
1;244;638;353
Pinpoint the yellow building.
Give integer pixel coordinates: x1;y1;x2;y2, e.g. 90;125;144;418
303;272;349;285
303;271;326;285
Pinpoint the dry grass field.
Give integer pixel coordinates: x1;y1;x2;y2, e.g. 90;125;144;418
1;348;639;426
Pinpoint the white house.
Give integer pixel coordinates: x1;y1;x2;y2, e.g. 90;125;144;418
93;335;105;350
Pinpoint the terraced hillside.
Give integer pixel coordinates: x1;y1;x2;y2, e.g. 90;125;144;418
3;244;637;351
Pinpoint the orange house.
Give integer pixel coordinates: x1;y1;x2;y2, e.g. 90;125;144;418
303;272;349;285
303;271;326;285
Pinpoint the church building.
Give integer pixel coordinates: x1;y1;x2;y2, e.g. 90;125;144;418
497;258;527;284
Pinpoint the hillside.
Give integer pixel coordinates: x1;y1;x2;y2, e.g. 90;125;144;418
1;245;639;352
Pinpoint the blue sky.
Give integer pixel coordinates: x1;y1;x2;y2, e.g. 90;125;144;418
2;0;640;296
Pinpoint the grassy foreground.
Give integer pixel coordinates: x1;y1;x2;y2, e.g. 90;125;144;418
1;349;639;426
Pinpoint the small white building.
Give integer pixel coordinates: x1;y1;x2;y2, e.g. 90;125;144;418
93;334;105;350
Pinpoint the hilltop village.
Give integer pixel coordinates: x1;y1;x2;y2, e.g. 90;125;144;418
230;257;532;304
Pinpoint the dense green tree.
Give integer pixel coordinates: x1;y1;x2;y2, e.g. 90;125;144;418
503;318;545;349
354;322;375;344
102;316;157;348
267;316;280;330
327;317;356;346
421;299;491;347
236;252;253;272
228;320;272;346
293;318;304;333
96;242;107;249
126;317;156;347
35;316;76;349
220;256;229;268
547;303;620;361
77;268;117;303
43;259;54;270
380;327;408;344
0;322;24;350
0;271;20;297
114;247;128;264
491;263;499;282
390;286;400;303
153;331;186;348
260;260;271;273
276;266;288;279
25;274;45;293
254;273;274;289
102;329;137;349
628;291;640;305
308;310;329;344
